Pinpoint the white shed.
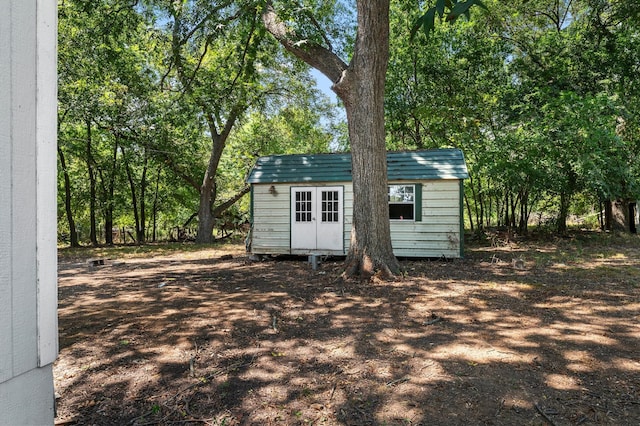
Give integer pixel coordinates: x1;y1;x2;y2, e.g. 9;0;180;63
246;149;469;258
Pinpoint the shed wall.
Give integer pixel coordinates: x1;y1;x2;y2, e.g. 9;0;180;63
251;179;464;258
251;184;295;254
389;180;462;257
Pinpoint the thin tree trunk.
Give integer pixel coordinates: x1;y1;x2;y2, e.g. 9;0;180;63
467;173;479;231
58;146;80;247
151;165;161;242
123;147;141;244
139;154;148;243
557;192;570;234
503;192;509;228
464;194;475;232
86;119;98;246
519;190;528;234
100;136;119;245
512;193;517;228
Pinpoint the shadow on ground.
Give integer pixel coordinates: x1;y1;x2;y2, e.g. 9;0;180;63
54;239;640;425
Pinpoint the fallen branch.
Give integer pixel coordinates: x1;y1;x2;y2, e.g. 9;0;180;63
386;376;410;387
424;313;443;325
535;402;558;426
329;382;337;402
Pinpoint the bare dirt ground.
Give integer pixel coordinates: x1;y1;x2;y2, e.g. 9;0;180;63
54;234;640;425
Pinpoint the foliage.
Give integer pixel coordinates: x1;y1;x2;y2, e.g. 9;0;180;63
58;0;640;248
57;0;339;246
386;0;640;234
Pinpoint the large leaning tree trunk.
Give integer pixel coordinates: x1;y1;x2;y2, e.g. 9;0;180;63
196;109;250;243
263;0;400;278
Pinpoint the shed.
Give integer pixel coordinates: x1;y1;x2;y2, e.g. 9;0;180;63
246;148;469;258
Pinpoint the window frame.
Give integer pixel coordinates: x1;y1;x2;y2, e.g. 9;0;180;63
388;184;416;221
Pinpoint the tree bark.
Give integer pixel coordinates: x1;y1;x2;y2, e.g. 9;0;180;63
195;108;239;243
58;146;80;247
263;0;400;278
98;136;119;245
339;1;399;278
86;119;98;246
151;165;161;242
123;146;147;244
139;152;148;243
557;191;570;235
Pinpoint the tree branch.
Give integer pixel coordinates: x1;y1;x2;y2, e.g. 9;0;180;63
261;3;347;85
212;186;251;218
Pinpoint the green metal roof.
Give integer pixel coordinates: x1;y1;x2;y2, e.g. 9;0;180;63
247;148;469;184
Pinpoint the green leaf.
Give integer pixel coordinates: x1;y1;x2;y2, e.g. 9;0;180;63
409;15;424;41
474;0;489;11
422;8;437;37
448;0;473;21
436;0;446;18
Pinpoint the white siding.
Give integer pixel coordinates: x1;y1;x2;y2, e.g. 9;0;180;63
0;0;12;384
0;0;58;423
251;179;463;258
390;180;462;257
343;184;354;252
11;0;39;378
340;180;463;258
36;0;59;366
251;184;292;254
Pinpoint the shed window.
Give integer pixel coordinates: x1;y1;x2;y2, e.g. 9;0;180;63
388;185;415;220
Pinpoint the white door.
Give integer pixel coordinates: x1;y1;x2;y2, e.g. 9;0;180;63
291;186;343;251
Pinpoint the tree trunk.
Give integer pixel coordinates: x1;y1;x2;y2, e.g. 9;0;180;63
151;165;161;242
519;190;529;234
610;199;631;232
604;199;612;230
86;119;98;246
58;146;80;247
100;137;119;245
139;155;147;243
196;176;216;243
263;0;399;278
464;194;475;232
338;1;398;278
557;192;570;235
195;122;227;244
503;192;510;228
123;148;142;244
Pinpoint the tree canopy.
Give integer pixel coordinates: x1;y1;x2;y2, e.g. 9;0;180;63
58;0;640;253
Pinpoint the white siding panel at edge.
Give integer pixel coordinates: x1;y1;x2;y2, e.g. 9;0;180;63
252;184;292;254
11;0;39;378
37;0;59;366
0;0;13;383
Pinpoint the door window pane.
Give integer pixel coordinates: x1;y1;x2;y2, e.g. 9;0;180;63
295;191;312;222
321;190;339;222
